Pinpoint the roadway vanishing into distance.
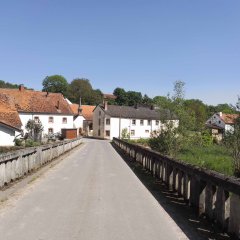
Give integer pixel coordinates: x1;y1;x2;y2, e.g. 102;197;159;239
0;139;188;240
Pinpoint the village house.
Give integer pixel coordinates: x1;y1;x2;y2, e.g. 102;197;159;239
93;101;178;140
0;85;74;146
206;112;239;141
69;101;95;136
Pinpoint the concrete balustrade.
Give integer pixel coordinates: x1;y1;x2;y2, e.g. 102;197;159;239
113;137;240;238
0;138;82;189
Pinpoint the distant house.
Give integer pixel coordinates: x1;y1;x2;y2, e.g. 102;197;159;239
69;102;95;136
93;101;178;140
206;112;239;141
0;85;74;146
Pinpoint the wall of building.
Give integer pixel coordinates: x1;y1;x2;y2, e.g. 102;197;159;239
0;125;19;146
19;113;74;136
93;106;106;138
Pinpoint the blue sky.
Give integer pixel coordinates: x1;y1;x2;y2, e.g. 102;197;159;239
0;0;239;105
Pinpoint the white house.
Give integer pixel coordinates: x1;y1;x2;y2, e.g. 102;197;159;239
93;102;178;140
69;102;95;136
206;112;239;141
0;85;75;146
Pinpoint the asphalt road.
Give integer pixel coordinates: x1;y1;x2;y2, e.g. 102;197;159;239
0;139;188;240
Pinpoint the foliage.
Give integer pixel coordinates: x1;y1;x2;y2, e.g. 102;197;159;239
68;78;102;105
0;80;20;89
25;119;44;142
223;116;240;177
14;138;24;146
42;75;68;95
149;121;182;157
25;139;41;147
121;128;130;140
178;144;233;176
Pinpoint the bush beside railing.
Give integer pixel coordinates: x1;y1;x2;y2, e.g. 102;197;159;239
113;137;240;238
0;138;82;188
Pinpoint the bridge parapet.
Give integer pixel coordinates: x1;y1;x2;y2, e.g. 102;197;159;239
0;138;82;189
113;137;240;238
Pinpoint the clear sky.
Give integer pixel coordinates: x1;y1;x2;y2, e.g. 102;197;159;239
0;0;239;106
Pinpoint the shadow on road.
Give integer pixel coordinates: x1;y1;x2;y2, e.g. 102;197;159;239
111;143;232;240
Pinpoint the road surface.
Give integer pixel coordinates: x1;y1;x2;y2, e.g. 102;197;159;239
0;139;188;240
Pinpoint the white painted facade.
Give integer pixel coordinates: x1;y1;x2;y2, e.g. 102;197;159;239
206;113;234;132
93;105;178;140
0;124;21;146
19;113;74;136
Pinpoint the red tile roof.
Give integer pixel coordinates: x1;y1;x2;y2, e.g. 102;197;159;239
0;93;22;130
0;88;73;115
220;114;239;124
0;87;74;130
70;104;95;121
103;93;116;100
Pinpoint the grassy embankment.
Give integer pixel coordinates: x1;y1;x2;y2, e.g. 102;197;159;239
128;139;233;176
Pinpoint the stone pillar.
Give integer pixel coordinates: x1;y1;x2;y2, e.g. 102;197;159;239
205;183;216;220
177;171;183;196
183;174;190;201
215;187;229;229
229;193;240;238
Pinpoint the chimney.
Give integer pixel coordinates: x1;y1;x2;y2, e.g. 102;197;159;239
135;103;139;109
219;112;223;117
104;100;108;111
19;84;25;91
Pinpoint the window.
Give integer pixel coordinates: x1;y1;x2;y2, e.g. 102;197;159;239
219;121;221;124
105;130;110;137
48;128;53;134
106;119;110;125
62;117;67;124
132;119;136;125
98;118;101;125
98;129;100;136
99;111;101;116
131;130;135;136
145;130;149;134
147;120;151;125
156;120;159;126
140;120;144;126
34;116;39;123
49;117;54;123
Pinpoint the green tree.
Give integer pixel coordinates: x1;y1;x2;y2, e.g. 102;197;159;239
113;87;128;105
42;75;68;95
127;91;142;106
25;119;44;142
68;78;102;105
142;94;153;106
153;95;172;110
224;116;240;177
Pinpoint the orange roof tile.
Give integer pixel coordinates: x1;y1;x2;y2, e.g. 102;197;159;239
70;104;95;121
0;88;74;115
0;93;22;130
220;113;239;124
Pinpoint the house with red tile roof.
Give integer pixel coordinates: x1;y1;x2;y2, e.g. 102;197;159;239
0;85;74;146
206;112;239;141
69;101;95;136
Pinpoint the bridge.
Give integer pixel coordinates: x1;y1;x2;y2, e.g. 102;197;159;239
0;139;237;239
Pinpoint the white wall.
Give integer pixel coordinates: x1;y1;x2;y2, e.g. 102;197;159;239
19;113;74;136
0;125;19;146
206;114;225;129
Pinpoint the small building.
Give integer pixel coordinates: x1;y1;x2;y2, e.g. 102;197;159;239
61;128;77;139
69;101;95;136
206;112;239;141
0;85;75;145
93;101;178;140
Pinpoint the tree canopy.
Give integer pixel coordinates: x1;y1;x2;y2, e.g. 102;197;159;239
42;75;68;95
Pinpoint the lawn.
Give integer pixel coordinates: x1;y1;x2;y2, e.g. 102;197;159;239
177;145;233;176
128;138;234;176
